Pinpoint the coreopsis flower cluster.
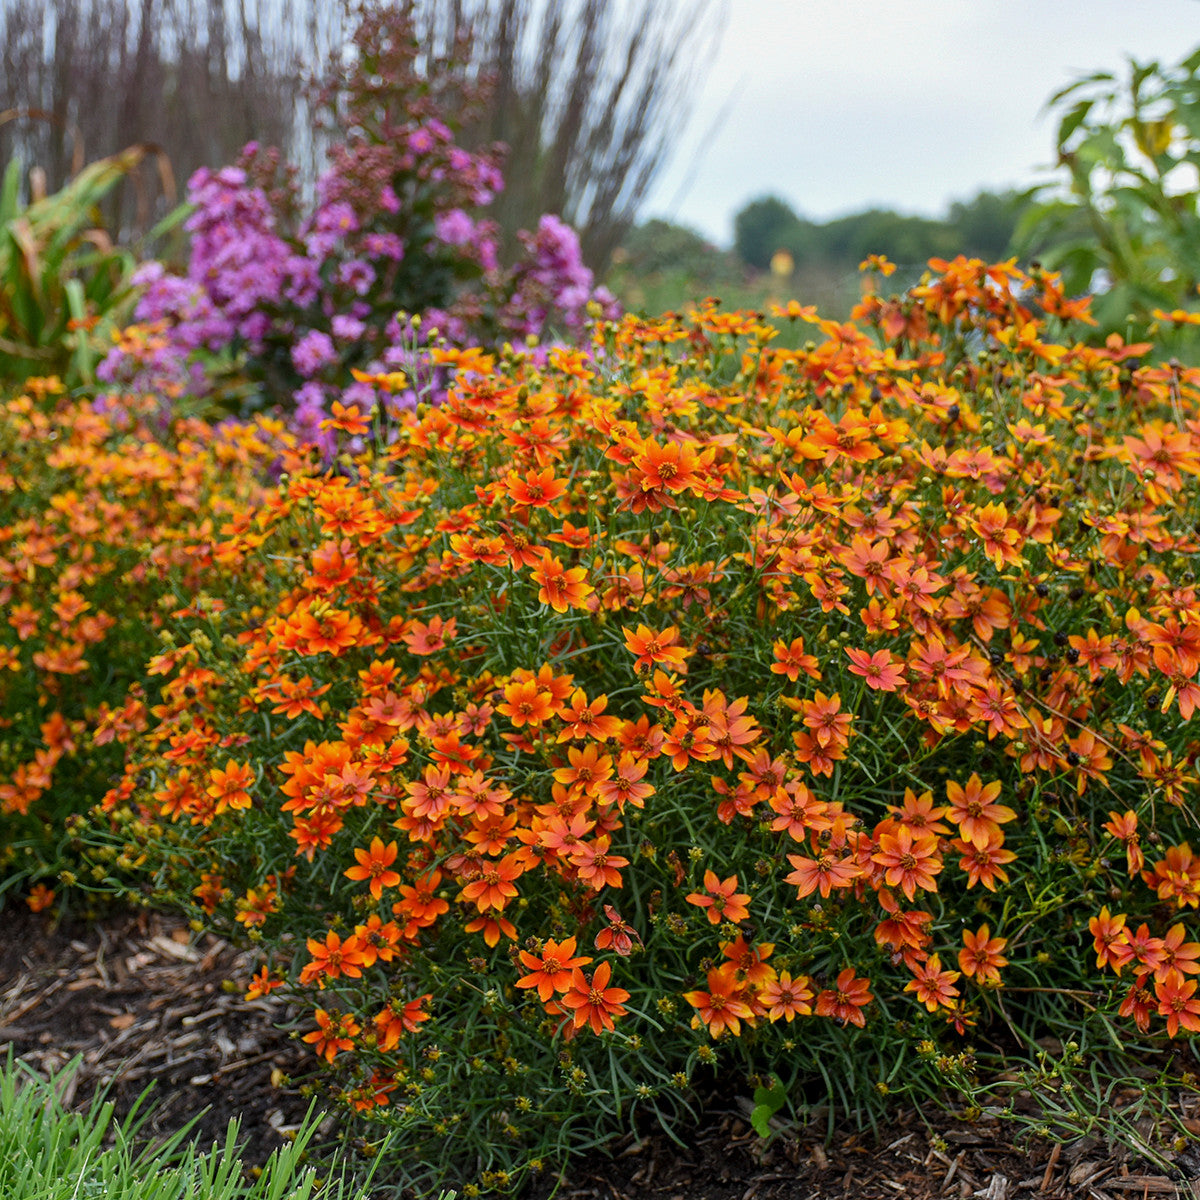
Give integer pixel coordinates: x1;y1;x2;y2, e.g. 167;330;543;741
39;253;1200;1193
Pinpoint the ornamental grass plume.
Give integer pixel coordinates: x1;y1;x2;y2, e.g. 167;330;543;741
64;254;1200;1193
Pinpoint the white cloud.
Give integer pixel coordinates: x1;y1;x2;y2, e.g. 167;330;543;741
645;0;1200;244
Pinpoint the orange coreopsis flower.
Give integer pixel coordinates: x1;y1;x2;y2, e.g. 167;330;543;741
968;679;1028;741
530;552;594;613
798;691;853;748
684;966;755;1038
768;782;829;842
593;752;655;809
888;788;951;837
505;465;568;508
288;604;366;656
785;849;860;899
770;636;822;682
952;830;1015;891
569;836;629;890
392;869;450;931
630;437;702;494
498;678;555;727
556;689;623;741
559;961;630;1034
1124;423;1200;493
245;964;285;1000
26;883;55;913
464;914;518;946
373;994;432;1051
905;954;960;1012
758;971;814;1021
970;501;1023;569
945;774;1015;848
269;675;331;720
662;718;717;771
553;743;615;794
958;925;1008;986
344;836;402;900
1156;970;1200;1037
1067;629;1119;681
458;853;526;911
845;647;906;692
299;930;369;988
871;827;943;901
1119;974;1157;1033
1156;923;1200;982
594;904;643;955
860;597;901;635
1067;729;1112;795
815;967;873;1027
1103;810;1144;877
516;936;594;1001
685;869;751;924
308;538;359;590
1125;924;1168;976
623;624;689;672
302;1008;361;1062
704;691;761;769
353;915;403;966
402;615;457;655
720;936;777;988
206;759;255;814
842;535;894;594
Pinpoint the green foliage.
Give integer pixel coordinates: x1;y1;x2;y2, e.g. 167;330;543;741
1018;45;1200;343
0;1053;383;1200
0;146;169;386
732;190;1033;276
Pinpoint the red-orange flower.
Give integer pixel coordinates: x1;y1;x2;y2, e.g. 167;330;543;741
872;827;943;901
757;971;814;1021
1156;970;1200;1037
516;936;593;1001
685;869;751;925
556;689;623;741
623;624;689;672
958;926;1008;986
945;774;1015;848
498;678;555;727
299;930;369;988
845;647;906;692
344;836;402;900
530;551;594;613
815;967;873;1027
905;954;960;1012
770;636;821;682
206;759;254;814
505;466;568;508
302;1008;361;1062
684;966;755;1038
559;961;630;1034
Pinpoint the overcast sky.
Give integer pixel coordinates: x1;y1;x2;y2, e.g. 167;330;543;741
642;0;1200;246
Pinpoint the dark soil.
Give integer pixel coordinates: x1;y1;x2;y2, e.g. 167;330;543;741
4;905;1200;1199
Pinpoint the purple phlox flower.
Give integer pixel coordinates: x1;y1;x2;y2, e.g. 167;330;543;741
336;258;376;296
332;314;366;342
291;329;338;377
434;209;475;246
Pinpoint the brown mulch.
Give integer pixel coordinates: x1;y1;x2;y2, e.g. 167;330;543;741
3;905;1200;1199
0;905;323;1165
